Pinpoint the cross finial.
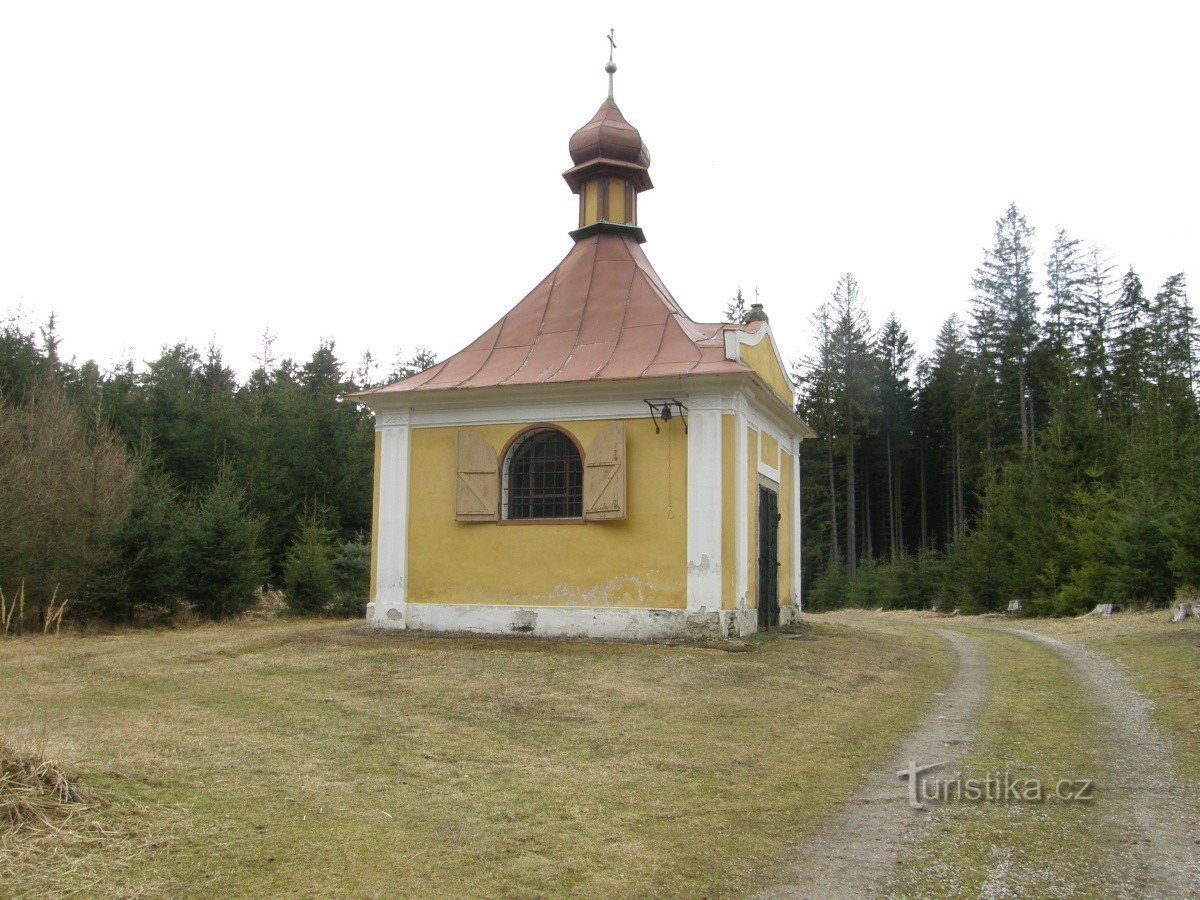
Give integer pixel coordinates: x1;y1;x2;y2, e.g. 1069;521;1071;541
605;29;617;100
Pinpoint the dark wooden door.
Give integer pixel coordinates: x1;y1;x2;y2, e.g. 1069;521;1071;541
758;486;780;630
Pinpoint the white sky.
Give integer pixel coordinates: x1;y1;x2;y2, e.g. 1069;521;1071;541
2;1;1196;379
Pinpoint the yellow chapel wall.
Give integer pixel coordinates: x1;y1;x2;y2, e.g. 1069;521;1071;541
779;448;793;604
740;336;794;407
406;417;688;609
740;424;794;612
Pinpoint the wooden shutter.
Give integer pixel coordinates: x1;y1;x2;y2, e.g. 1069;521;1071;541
455;430;498;521
584;422;626;520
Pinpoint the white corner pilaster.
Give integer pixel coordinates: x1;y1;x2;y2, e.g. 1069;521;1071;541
733;408;749;609
686;402;724;612
372;408;411;627
792;441;803;611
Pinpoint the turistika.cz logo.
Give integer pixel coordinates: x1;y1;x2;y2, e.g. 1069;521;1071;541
897;761;1095;809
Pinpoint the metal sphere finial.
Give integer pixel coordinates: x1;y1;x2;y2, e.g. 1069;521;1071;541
605;29;618;99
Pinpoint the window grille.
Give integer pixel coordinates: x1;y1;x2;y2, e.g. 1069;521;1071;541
504;429;583;520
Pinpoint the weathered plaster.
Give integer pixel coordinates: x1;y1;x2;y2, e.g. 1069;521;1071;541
686;403;723;612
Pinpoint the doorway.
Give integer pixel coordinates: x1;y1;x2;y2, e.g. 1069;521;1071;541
757;485;780;630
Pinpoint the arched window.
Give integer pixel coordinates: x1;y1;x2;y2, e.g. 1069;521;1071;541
503;428;583;520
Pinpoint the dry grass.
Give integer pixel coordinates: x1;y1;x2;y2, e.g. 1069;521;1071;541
1;739;103;832
0;616;952;897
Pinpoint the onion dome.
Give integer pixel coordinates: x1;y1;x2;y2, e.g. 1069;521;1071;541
569;99;651;169
563;98;653;194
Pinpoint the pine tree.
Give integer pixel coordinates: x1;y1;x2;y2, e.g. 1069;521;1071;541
1110;268;1151;417
971;203;1040;454
920;316;971;541
724;288;748;324
1044;228;1085;359
798;303;841;567
1077;246;1115;412
875;315;916;562
387;347;440;383
828;274;877;579
1151;274;1196;409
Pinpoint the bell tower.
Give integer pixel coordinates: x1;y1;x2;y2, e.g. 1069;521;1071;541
562;31;653;243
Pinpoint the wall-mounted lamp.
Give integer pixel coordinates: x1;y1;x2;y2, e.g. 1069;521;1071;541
644;398;688;434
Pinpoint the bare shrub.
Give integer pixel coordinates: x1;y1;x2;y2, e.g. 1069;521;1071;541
0;383;134;629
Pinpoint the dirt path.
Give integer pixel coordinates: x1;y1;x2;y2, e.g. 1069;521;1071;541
757;629;988;899
1005;628;1200;896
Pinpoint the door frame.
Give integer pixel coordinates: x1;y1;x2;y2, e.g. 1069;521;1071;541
757;483;780;631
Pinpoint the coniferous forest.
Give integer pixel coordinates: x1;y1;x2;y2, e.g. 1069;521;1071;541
789;204;1198;614
0;326;435;629
2;202;1196;628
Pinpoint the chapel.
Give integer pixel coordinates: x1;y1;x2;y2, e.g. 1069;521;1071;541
356;53;813;638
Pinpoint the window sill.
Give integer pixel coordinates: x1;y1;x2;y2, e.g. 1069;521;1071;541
498;518;586;526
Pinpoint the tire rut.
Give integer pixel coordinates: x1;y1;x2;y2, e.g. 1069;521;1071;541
758;629;987;899
1004;628;1200;897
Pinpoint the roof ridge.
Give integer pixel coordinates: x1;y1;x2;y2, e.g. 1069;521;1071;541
542;233;611;383
590;238;640;379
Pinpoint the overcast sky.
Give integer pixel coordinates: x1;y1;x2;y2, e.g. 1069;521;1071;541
2;1;1196;380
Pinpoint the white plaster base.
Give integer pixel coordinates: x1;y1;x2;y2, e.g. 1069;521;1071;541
725;609;759;638
360;603;799;641
363;603;741;640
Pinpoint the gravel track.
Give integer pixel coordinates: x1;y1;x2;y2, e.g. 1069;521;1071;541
1004;628;1200;897
761;622;1200;898
757;629;988;899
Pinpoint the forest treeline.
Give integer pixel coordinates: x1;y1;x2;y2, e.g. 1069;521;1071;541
780;203;1199;614
0;324;434;629
3;201;1196;628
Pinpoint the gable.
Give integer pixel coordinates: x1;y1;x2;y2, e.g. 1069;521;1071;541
737;331;794;406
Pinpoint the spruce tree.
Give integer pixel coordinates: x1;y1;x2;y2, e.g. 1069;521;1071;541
1077;246;1115;412
875;315;916;562
179;466;268;619
828;274;877;579
108;466;186;621
724;288;748;324
283;511;338;616
1044;228;1085;361
971;203;1040;454
798;303;842;568
1110;268;1151;417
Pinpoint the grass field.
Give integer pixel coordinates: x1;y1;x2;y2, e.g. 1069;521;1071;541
1;618;953;898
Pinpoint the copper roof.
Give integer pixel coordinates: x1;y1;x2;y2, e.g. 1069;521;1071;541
563;99;653;193
568;99;650;169
364;232;762;395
